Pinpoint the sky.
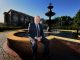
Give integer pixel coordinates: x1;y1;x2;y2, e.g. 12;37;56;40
0;0;80;22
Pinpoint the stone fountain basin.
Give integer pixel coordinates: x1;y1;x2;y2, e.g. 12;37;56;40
6;29;52;59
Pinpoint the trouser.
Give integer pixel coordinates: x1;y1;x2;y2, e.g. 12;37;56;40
31;37;49;60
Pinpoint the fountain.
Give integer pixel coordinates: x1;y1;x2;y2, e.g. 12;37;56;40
6;29;54;60
45;3;55;32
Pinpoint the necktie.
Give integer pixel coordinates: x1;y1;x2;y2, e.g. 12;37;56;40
36;24;40;37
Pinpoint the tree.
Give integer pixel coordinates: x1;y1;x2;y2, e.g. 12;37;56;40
60;16;73;26
71;9;80;38
73;9;80;29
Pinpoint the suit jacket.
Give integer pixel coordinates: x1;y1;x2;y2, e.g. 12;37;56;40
28;23;44;39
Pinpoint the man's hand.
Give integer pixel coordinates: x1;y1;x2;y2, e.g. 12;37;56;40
29;37;35;45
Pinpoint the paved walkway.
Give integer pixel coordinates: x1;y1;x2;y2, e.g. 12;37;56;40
0;31;20;60
0;31;8;60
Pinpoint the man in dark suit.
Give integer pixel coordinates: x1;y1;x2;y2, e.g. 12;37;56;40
28;16;49;60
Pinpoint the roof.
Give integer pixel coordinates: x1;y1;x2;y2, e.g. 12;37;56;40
8;9;34;18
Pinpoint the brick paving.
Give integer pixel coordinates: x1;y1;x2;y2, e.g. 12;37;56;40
0;31;21;60
0;31;8;60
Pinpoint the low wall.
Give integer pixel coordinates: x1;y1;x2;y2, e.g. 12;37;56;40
6;29;50;59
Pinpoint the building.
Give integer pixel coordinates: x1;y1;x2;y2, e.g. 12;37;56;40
4;9;34;28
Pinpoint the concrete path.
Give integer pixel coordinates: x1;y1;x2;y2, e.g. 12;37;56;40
0;31;20;60
0;31;8;60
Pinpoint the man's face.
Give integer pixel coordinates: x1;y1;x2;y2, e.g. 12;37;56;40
34;16;40;24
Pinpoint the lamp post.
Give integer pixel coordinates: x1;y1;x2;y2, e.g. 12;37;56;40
45;3;55;32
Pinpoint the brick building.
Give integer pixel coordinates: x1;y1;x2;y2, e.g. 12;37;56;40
4;9;34;28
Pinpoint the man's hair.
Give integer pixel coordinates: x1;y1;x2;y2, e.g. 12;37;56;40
34;16;40;19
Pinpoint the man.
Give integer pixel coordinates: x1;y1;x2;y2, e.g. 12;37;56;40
28;16;49;60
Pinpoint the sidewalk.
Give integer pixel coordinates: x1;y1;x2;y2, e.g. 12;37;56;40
0;32;21;60
0;32;7;60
